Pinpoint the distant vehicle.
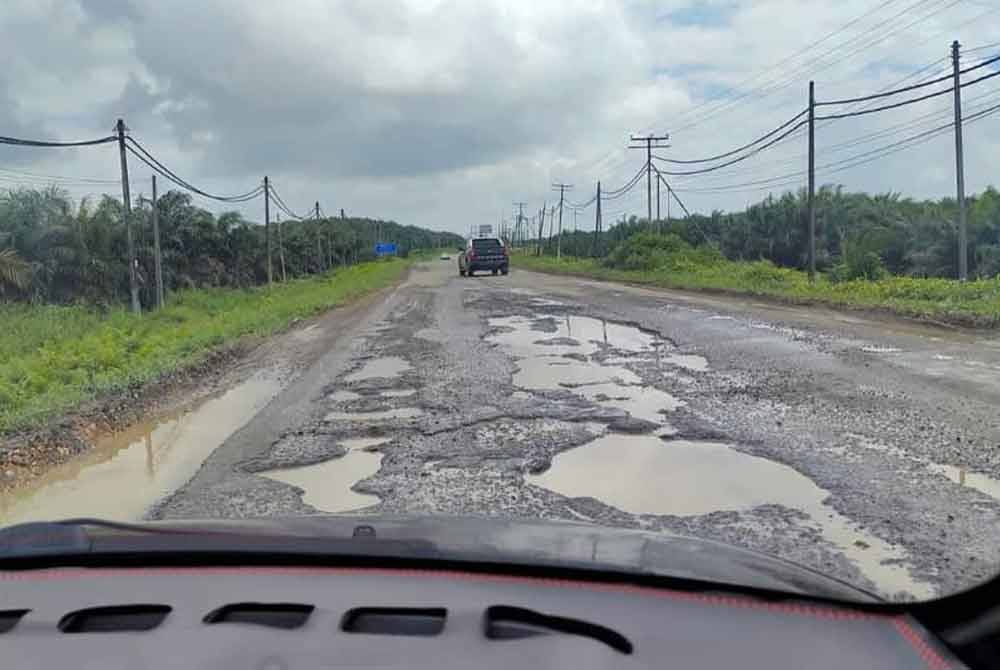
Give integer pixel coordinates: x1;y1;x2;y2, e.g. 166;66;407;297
459;237;508;277
440;253;450;260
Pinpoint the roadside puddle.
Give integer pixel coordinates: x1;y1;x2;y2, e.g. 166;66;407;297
328;390;363;402
260;437;388;513
528;433;935;599
0;372;283;524
927;463;1000;500
344;356;412;381
325;408;423;422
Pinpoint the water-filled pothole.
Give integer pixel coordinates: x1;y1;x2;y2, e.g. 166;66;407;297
325;408;424;422
344;356;412;382
260;437;389;512
527;433;934;598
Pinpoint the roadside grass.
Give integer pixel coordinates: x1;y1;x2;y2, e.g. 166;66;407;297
0;259;410;433
513;253;1000;329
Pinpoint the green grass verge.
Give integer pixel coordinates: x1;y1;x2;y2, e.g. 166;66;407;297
0;258;411;433
514;254;1000;329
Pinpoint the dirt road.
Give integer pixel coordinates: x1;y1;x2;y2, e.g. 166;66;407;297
14;259;1000;600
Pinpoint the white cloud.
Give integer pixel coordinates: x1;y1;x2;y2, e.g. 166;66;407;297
0;0;996;233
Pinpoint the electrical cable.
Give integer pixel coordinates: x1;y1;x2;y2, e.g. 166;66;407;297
816;53;1000;106
0;134;117;148
653;118;809;176
125;138;263;202
657;109;809;165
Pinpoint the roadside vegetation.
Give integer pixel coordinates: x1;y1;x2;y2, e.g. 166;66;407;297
515;234;1000;328
516;185;1000;327
0;255;412;434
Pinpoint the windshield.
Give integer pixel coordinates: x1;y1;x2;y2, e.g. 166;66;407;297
1;1;998;604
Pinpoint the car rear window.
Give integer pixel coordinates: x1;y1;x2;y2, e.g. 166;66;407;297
472;239;502;252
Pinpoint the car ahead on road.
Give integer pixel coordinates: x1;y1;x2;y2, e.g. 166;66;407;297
459;237;509;277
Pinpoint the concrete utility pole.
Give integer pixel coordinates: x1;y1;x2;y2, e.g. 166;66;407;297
807;81;816;282
312;201;321;271
264;176;272;285
513;202;526;249
276;212;287;281
593;181;602;258
629;133;669;226
537;202;547;256
151;175;164;309
552;183;573;259
116;118;140;314
952;40;968;280
656;172;661;226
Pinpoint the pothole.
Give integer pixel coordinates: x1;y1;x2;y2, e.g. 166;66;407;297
527;433;934;599
328;390;363;402
325;408;424;422
381;389;418;398
487;315;680;434
260;437;389;513
344;356;412;381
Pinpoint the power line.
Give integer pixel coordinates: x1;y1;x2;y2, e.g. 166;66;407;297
657;109;808;165
653;118;808;176
0;133;117;148
125;137;264;203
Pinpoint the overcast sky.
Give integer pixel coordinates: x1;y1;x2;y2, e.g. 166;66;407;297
1;0;997;234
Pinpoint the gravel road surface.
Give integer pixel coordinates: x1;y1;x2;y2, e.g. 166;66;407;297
151;259;1000;600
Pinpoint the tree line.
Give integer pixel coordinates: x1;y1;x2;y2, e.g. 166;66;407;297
542;184;1000;281
0;186;462;305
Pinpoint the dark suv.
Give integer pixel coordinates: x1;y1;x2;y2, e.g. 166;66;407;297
459;237;509;277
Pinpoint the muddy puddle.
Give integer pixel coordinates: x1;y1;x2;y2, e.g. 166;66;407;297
528;432;935;598
488;314;680;433
328;390;363;402
0;372;283;525
344;356;412;381
260;437;388;513
381;389;418;398
927;464;1000;500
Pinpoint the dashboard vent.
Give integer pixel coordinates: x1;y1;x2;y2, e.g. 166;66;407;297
0;609;28;633
484;605;633;654
58;605;171;633
341;607;446;636
203;603;314;629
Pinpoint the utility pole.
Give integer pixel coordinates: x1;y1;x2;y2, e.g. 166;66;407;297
264;176;272;285
546;206;555;254
573;207;578;234
116;118;140;314
656;172;661;225
276;212;286;281
537;202;546;256
513;202;526;249
952;40;968;280
315;201;323;271
341;208;348;265
593;181;602;258
552;183;573;259
807;81;816;282
151;175;164;309
629;133;669;227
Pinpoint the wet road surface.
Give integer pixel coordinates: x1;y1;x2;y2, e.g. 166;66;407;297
13;259;1000;600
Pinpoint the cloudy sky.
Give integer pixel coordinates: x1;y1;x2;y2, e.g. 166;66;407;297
1;0;997;234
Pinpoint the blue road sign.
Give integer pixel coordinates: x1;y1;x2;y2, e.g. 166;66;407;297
375;242;397;256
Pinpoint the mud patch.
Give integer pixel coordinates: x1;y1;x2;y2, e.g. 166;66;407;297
260;437;389;513
0;372;282;524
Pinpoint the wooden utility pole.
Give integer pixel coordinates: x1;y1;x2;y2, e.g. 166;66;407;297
629;133;669;226
151;175;164;309
276;212;287;281
952;40;968;280
264;176;272;284
552;183;573;259
807;81;816;282
116;118;140;314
